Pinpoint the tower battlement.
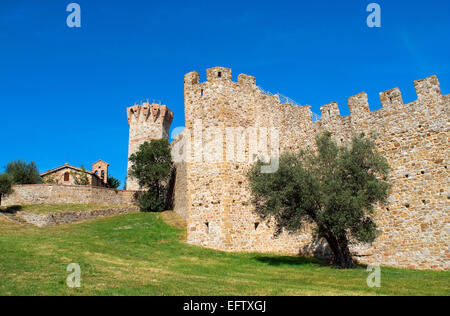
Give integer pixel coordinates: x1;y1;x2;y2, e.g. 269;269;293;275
127;102;173;128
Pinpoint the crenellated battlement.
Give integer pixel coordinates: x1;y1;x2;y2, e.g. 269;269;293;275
184;71;200;86
127;102;174;127
348;92;370;118
319;75;444;124
185;67;256;89
414;75;441;100
185;68;445;131
379;87;403;108
206;67;232;82
320;102;340;120
238;73;257;87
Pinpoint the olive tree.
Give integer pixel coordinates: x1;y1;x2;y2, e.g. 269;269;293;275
128;139;173;212
248;132;390;268
5;160;40;184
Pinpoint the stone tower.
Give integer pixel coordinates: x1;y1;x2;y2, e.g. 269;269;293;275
126;102;173;190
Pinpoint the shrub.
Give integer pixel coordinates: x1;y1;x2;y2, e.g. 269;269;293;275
135;190;166;213
0;173;13;205
5;160;40;184
107;176;121;189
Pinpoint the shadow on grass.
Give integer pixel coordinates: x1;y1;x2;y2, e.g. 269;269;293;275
254;255;324;266
0;205;22;214
254;255;368;270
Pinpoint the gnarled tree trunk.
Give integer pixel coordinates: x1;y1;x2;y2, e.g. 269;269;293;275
324;232;355;269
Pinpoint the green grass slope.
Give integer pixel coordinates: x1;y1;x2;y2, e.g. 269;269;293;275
0;212;448;296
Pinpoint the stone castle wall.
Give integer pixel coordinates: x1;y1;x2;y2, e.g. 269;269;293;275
1;184;138;207
171;134;188;220
178;67;449;270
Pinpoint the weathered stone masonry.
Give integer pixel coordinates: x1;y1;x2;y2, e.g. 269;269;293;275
177;67;449;271
15;207;138;227
2;184;138;206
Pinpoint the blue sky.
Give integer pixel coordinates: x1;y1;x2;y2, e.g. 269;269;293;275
0;0;449;188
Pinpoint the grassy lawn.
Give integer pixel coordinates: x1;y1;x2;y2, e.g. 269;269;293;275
0;203;134;215
0;211;448;296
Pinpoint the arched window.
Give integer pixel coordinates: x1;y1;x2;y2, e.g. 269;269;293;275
64;172;70;181
101;170;105;179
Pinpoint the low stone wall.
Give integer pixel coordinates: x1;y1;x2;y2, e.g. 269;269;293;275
17;207;139;227
1;184;138;207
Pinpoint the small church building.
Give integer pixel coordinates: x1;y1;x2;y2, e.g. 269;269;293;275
40;160;109;187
